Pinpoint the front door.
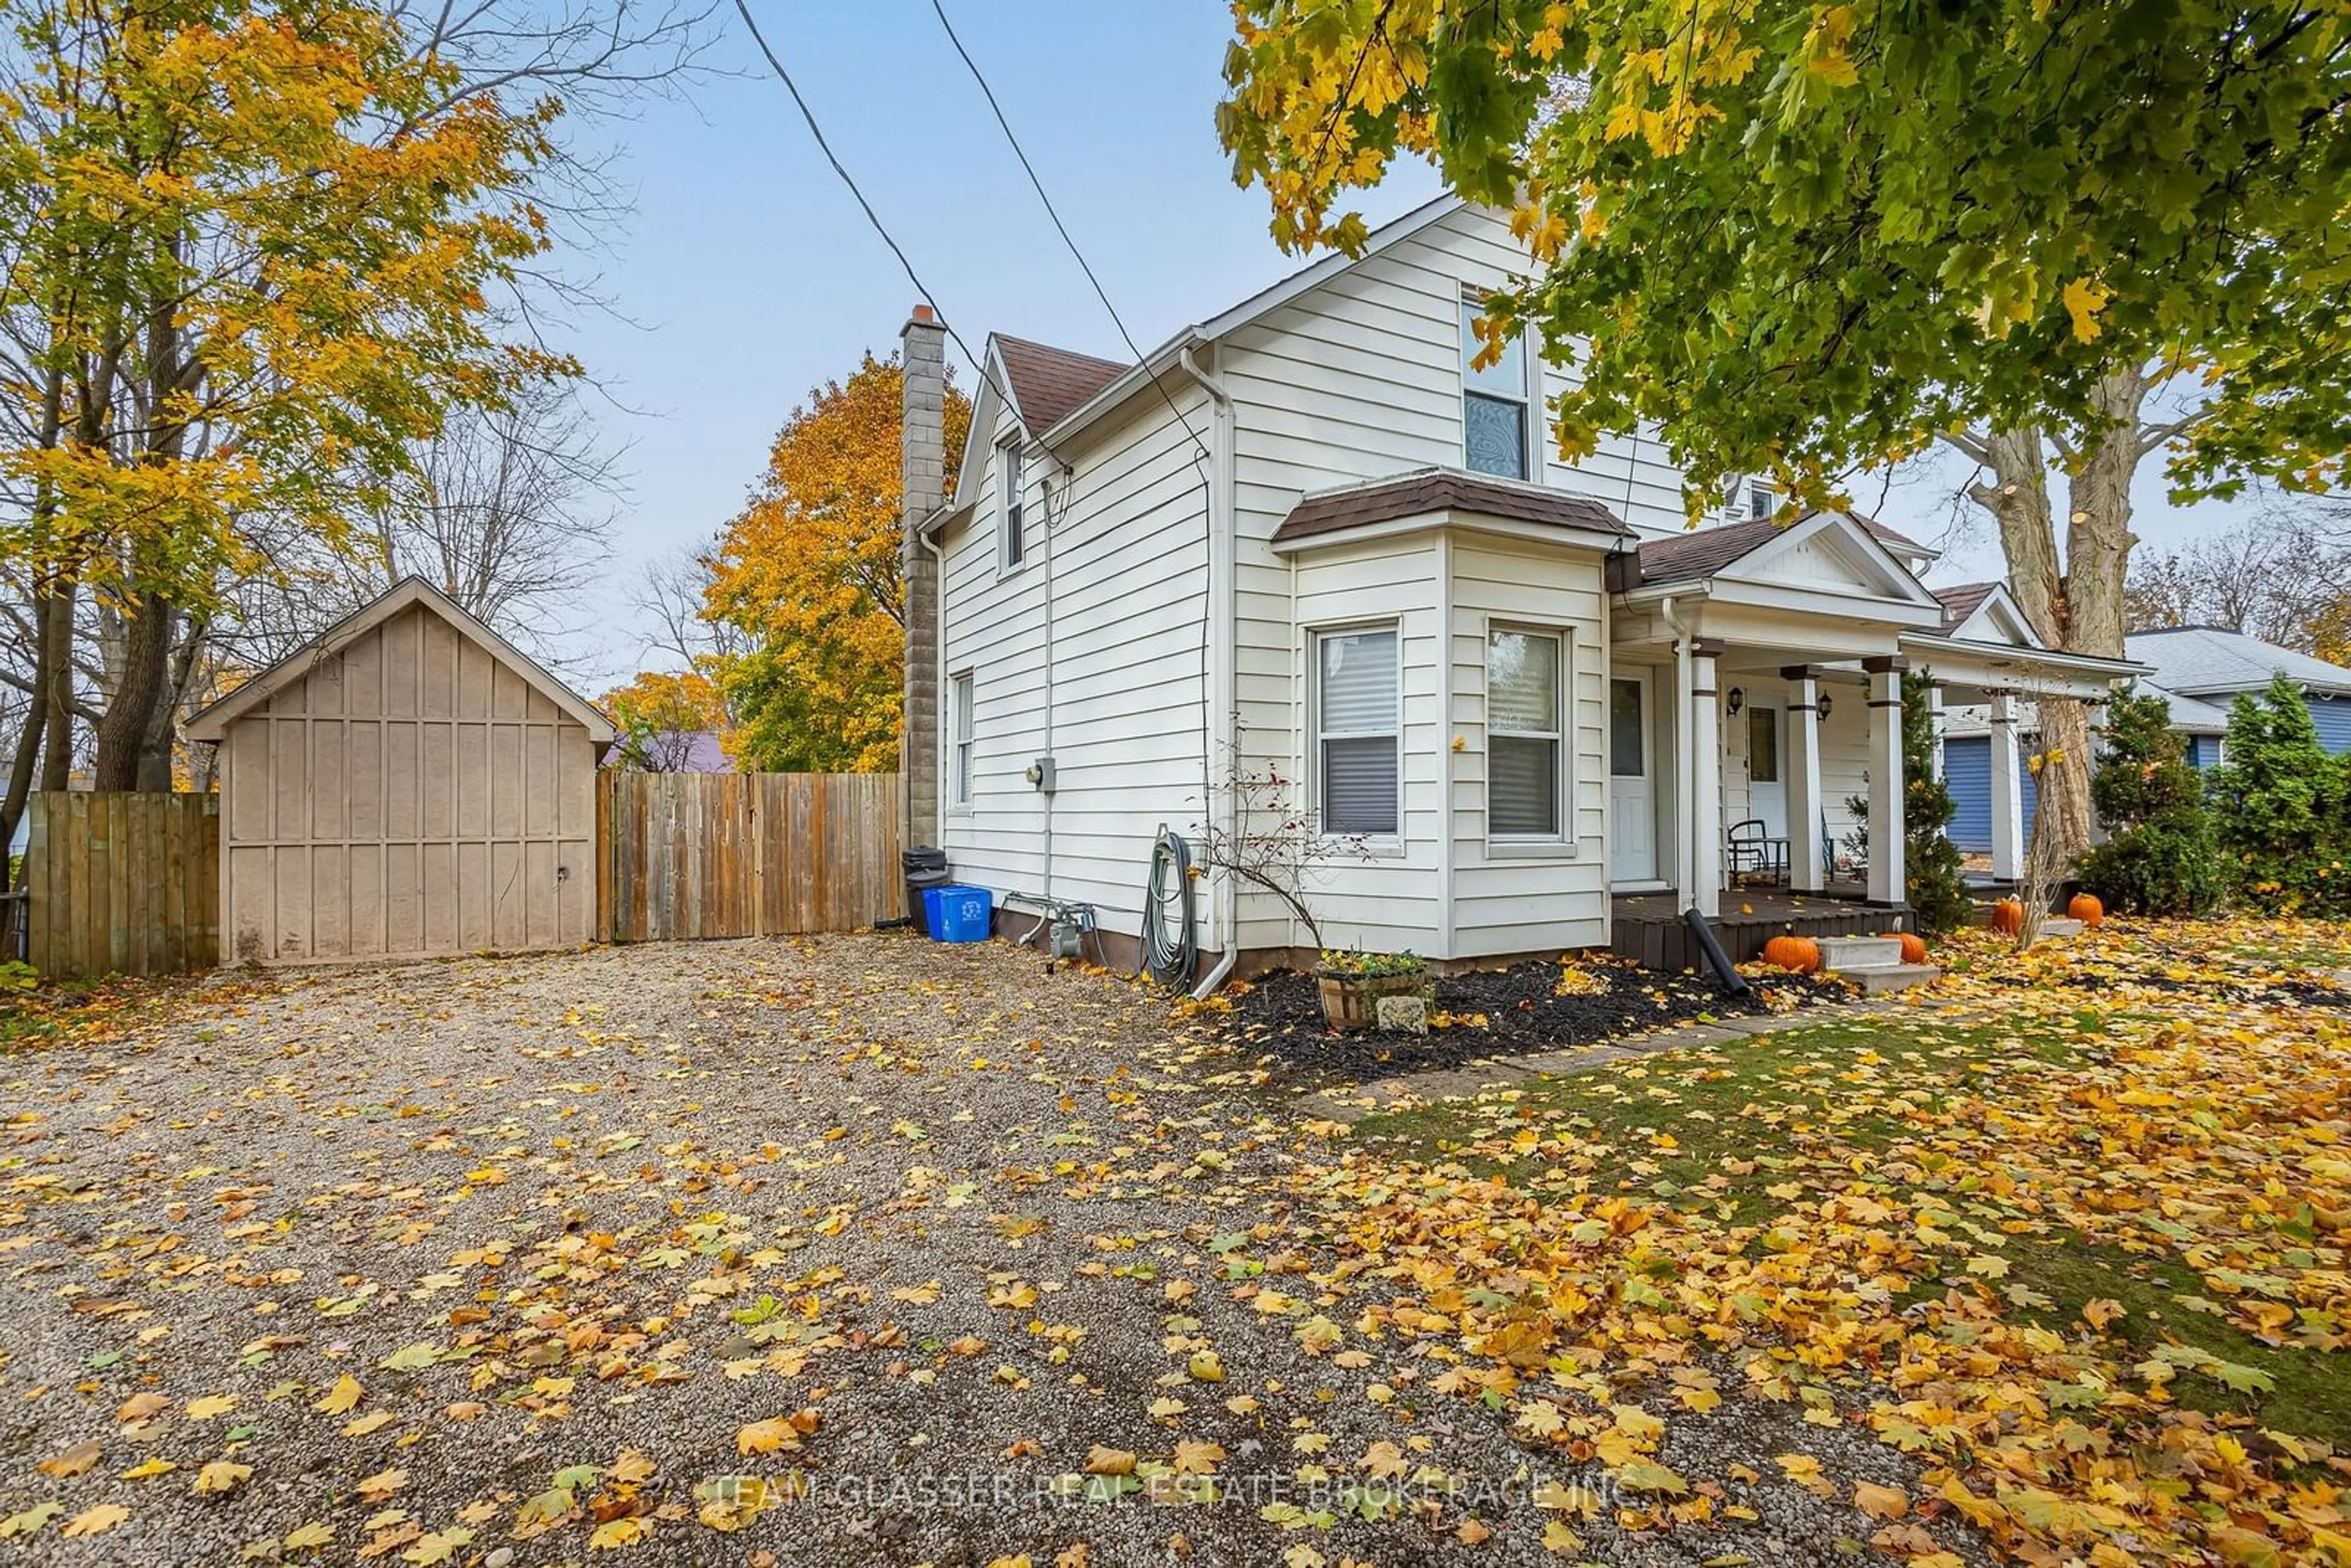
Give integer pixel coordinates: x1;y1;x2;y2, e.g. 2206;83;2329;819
1746;703;1785;838
1610;672;1657;882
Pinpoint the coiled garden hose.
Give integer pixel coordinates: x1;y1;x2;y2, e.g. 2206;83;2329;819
1139;826;1200;989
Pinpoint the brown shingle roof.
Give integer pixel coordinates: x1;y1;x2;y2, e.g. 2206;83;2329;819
1932;581;2000;630
1272;469;1631;546
994;336;1128;432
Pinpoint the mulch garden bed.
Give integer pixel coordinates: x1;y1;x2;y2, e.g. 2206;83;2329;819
1219;953;1851;1083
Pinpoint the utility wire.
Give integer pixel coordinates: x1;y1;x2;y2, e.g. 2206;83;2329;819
727;0;1024;440
928;0;1213;467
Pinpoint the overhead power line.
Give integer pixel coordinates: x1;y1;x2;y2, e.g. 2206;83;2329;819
927;0;1213;465
727;0;1019;428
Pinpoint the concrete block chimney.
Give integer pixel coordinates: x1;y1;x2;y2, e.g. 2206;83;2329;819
899;303;948;847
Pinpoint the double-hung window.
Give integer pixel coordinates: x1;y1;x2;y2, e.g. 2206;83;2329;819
1461;293;1530;481
999;440;1026;569
1314;627;1399;838
1488;629;1563;838
948;672;975;809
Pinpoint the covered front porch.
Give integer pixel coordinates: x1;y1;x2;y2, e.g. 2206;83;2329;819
1603;511;2141;932
1611;882;1886;968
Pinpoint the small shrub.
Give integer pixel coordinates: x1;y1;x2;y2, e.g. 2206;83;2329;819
2077;687;2225;917
2208;673;2350;913
1316;948;1425;981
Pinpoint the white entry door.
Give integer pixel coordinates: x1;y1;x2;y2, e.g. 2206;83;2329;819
1609;672;1657;882
1746;703;1786;837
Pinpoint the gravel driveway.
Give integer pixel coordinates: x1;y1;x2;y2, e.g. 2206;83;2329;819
1;936;1958;1567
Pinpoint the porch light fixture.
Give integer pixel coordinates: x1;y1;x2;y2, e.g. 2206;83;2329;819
1726;686;1745;715
1817;692;1834;720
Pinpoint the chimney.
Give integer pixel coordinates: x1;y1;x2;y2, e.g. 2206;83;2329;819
900;303;948;847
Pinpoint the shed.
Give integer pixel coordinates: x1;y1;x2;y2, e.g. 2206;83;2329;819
186;577;615;964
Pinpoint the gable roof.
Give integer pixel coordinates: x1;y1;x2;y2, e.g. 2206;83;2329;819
2124;625;2351;698
185;576;616;745
1030;193;1471;448
994;334;1127;433
1630;511;1932;587
1273;467;1631;546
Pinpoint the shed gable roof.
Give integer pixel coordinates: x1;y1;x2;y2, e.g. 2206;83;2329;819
185;577;616;745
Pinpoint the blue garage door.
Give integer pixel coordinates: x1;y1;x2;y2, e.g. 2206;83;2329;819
2310;695;2351;756
1944;735;2038;853
1946;736;1992;852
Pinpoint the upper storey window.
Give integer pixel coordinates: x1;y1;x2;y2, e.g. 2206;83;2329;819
1461;293;1530;481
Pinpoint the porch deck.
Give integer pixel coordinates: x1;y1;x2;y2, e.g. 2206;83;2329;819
1611;883;1910;971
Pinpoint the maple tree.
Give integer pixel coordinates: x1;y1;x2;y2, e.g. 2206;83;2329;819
0;0;574;795
599;667;730;771
703;353;969;774
1217;0;2351;865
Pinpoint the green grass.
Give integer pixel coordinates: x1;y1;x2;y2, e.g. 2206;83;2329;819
1352;1016;2350;1449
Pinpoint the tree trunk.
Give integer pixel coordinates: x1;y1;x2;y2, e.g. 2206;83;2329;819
1957;366;2148;868
92;591;171;790
39;583;75;790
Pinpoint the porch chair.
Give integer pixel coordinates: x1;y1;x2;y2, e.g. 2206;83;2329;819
1725;819;1790;884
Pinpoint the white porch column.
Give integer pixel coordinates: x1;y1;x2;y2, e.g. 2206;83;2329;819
1929;681;1947;781
1783;664;1824;892
1865;656;1907;906
1690;639;1725;916
1989;689;2025;882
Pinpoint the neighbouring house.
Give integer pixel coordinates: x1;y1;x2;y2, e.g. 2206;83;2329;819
606;728;731;773
897;195;2140;973
1935;584;2233;858
186;577;615;964
2124;626;2351;755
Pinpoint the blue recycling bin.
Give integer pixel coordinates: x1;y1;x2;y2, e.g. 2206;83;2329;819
922;883;992;943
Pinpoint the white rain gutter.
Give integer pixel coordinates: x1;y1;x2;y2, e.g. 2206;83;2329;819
1176;337;1238;1000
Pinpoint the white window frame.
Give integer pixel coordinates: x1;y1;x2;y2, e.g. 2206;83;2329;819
1460;288;1539;484
948;671;975;813
998;439;1026;572
1308;622;1403;854
1485;623;1570;850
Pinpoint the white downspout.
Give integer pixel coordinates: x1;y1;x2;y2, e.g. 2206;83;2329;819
1176;337;1237;1000
1661;595;1693;910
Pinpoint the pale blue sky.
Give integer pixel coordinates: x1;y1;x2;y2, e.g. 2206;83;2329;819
563;0;2240;677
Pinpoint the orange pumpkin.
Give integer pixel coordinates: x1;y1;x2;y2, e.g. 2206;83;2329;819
1989;898;2025;937
2067;892;2105;928
1898;932;1929;964
1761;935;1821;973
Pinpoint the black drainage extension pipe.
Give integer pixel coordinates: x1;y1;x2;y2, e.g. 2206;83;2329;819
1683;906;1752;996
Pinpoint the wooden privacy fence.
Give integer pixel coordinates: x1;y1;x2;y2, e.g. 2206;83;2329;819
595;771;902;942
24;791;220;980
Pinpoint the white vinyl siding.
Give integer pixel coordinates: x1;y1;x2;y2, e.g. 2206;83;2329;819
939;377;1213;930
1487;628;1562;838
1447;539;1610;954
1314;626;1400;838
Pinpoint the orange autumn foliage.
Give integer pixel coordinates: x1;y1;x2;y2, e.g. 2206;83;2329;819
702;355;970;773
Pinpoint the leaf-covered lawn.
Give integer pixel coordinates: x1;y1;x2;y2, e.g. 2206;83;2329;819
1336;918;2351;1564
0;920;2344;1567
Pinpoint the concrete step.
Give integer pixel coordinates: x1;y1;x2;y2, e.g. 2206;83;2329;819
1818;935;1904;971
1843;962;1941;995
2037;917;2085;938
